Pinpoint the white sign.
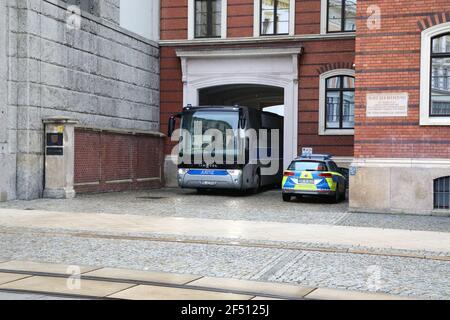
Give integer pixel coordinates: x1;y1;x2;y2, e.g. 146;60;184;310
366;93;408;117
302;147;313;156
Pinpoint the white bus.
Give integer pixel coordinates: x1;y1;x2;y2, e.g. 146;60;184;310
168;105;284;193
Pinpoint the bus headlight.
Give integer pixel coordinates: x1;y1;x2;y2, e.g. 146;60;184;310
227;170;241;176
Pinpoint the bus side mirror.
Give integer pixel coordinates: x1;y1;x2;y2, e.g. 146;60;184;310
168;116;177;137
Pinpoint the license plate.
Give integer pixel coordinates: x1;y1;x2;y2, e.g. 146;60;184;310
298;179;314;184
201;181;217;186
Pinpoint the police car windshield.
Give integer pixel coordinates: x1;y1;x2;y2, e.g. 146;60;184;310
288;161;328;172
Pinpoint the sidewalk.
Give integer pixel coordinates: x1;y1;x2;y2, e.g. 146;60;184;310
0;260;411;300
0;208;450;254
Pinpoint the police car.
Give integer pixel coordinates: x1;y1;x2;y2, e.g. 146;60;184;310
281;154;347;203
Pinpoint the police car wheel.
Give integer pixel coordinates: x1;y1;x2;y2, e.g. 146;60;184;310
282;194;291;202
333;185;341;203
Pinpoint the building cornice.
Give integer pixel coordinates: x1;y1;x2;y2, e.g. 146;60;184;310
352;158;450;168
176;47;303;58
159;33;356;47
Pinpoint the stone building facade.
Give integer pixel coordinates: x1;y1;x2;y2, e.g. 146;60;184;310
0;0;162;201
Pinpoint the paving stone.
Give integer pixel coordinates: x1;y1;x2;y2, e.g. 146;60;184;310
190;277;314;298
305;288;412;300
0;276;134;298
251;296;284;300
0;260;99;275
84;267;201;285
0;291;86;300
0;273;31;285
108;284;253;300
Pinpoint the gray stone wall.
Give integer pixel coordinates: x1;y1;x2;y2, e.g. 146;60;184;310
62;0;120;25
0;0;160;200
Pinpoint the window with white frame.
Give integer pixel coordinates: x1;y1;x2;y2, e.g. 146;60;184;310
188;0;227;39
319;69;355;135
260;0;290;35
254;0;295;37
420;23;450;125
430;33;450;116
195;0;222;38
321;0;356;34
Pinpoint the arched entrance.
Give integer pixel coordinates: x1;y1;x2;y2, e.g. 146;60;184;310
199;84;284;112
176;47;301;168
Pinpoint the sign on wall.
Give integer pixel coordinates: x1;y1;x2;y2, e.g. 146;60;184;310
366;93;409;117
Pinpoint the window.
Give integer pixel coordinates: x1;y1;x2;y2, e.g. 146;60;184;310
319;69;355;135
434;176;450;210
260;0;290;36
430;33;450;116
195;0;222;38
325;76;355;129
288;161;327;172
327;0;356;33
420;23;450;125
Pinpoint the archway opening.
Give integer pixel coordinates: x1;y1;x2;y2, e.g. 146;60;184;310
198;84;287;176
199;84;285;116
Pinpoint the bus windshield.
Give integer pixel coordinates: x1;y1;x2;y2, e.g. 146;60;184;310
180;110;240;160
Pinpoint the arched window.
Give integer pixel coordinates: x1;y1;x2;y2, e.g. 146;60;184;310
430;33;450;116
319;69;355;135
434;176;450;210
420;23;450;125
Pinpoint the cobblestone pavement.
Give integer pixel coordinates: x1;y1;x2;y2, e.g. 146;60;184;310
1;189;450;232
1;189;449;300
0;231;448;300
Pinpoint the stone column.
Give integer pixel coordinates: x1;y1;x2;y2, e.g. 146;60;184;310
43;117;78;199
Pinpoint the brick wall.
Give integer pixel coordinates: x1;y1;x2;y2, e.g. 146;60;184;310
160;0;324;40
295;0;321;34
161;0;188;40
299;39;355;156
74;128;164;193
228;0;254;37
355;0;450;159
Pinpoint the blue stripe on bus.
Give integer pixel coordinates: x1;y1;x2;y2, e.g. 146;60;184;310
187;170;229;176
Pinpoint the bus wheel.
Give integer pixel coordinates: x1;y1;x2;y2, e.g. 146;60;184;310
252;173;261;194
282;194;291;202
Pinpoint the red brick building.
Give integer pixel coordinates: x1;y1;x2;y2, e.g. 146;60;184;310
351;1;450;214
160;0;356;175
159;0;450;215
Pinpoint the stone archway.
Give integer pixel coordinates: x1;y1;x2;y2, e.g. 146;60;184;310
176;47;301;168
